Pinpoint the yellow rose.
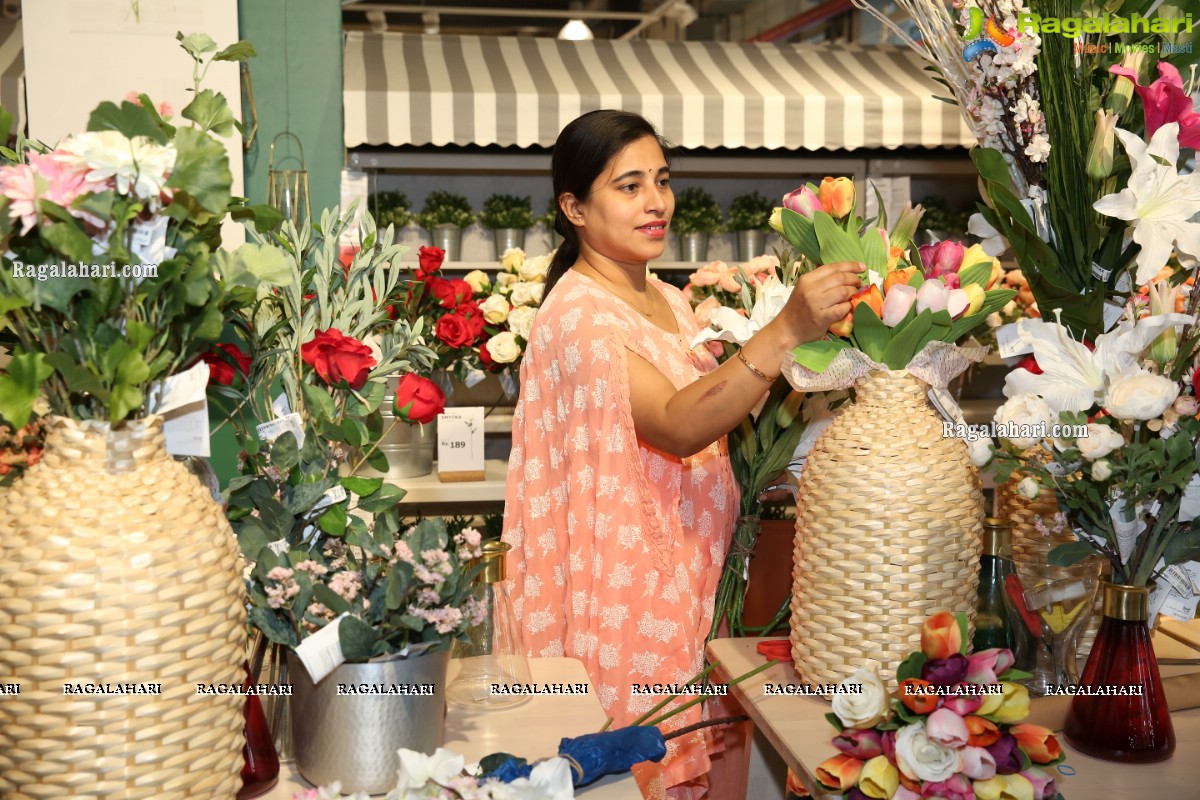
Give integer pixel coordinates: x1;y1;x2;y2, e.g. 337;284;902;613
463;269;490;294
992;682;1030;724
479;293;511;325
858;756;898;799
500;247;525;272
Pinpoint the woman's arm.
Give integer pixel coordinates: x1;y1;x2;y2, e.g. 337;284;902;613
628;261;862;457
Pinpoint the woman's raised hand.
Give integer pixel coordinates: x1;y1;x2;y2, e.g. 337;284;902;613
776;261;863;345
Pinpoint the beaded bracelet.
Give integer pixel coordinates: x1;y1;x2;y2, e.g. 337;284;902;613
736;348;775;384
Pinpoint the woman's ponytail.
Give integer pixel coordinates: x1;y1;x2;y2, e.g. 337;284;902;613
543;205;578;298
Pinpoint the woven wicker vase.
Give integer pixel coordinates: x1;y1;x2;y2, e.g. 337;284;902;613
996;477;1106;671
790;370;984;690
0;416;246;799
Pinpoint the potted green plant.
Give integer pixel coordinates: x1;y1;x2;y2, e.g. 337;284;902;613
672;186;723;261
537;196;562;248
370;189;412;230
727;190;775;261
478;193;534;259
415;190;474;262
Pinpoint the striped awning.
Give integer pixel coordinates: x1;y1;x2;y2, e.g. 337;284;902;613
0;19;24;138
344;32;975;151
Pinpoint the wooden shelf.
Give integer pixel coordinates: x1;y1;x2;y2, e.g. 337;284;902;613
391;459;509;504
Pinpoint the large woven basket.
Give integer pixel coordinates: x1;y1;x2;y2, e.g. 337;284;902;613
791;370;984;690
0;416;246;799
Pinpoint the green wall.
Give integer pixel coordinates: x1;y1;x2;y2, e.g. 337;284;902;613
210;0;343;486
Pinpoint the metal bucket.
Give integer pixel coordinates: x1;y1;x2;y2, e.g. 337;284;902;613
289;650;450;794
429;223;463;262
678;231;709;262
357;403;435;479
491;227;527;259
736;229;767;262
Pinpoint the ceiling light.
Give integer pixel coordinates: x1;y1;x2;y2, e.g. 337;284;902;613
557;19;594;40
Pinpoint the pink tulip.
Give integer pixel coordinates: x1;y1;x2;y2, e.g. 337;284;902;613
833;728;884;760
947;288;970;319
940;688;983;716
782;186;821;218
966;648;1016;685
915;280;949;314
942;272;961;290
919;240;965;278
921;774;973;800
961;745;998;780
892;786;922;800
1110;62;1200;149
925;707;970;748
1020;767;1058;800
881;284;917;327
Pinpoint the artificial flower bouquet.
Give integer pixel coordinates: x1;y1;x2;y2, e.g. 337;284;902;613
986;262;1200;601
465;246;549;380
815;612;1064;800
0;32;276;429
685;254;781;320
0;412;44;487
220;207;490;661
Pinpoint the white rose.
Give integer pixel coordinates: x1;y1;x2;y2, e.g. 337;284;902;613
1105;372;1179;421
894;722;960;784
506;305;537;341
830;667;889;730
986;312;1003;328
463;269;490;294
517;254;550;282
510;281;545;307
967;437;994;468
994;393;1055;449
1092;459;1113;481
495;272;518;292
1017;476;1041;500
1075;423;1125;460
479;293;511;324
500;247;525;272
486;331;522;364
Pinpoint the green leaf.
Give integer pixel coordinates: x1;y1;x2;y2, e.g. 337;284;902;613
957;260;993;290
813;211;865;264
86;100;167;143
0;352;53;427
301;382;336;423
881;309;933;369
0;106;12;139
181;89;237;137
234;517;272;562
166;125;233;219
248;606;298;648
861;228;888;273
229;203;284;233
790;339;850;373
39;218;95;263
218;242;293;287
338;614;379;662
357;482;407;513
318;503;348;537
851;299;889;363
43;353;106;398
953;612;969;654
341;476;384;497
32;273;90;313
214;40;257;61
1048;540;1099;566
177;31;218;56
824;711;845;733
284;478;339;515
270;431;300;473
366;446;391;473
479;753;527;777
895;651;928;683
780;208;821;263
341;417;369;448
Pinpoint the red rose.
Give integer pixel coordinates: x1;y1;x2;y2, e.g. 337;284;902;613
456;299;485;338
197;343;251;386
429;277;472;309
393;373;445;424
417;246;446;280
300;328;377;390
478;338;496;371
1192;366;1200;399
435;313;477;348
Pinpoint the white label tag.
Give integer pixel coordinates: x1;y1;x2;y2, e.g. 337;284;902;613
267;539;290;556
311;485;348;513
294;613;348;683
1102;300;1125;332
1161;564;1194;598
928;387;966;426
499;371;518;399
437;407;485;475
1109;497;1143;565
462;367;488;389
129;214;169;268
272;392;291;419
1151;584;1200;625
257;412;306;449
147;361;210;415
1090;262;1112;281
995;322;1034;359
150;362;211;458
1115;271;1132;293
1180;474;1200;523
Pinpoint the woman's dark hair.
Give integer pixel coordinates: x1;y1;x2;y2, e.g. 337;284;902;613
543;110;673;298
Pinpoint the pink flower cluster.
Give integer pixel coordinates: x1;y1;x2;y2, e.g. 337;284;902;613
265;567;300;610
407;605;464;635
454;527;484;560
328;570;362;602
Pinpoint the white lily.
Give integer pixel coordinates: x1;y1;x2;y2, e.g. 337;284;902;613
690;275;792;348
968;212;1008;257
395;747;465;790
1004;309;1194;413
1093;123;1200;285
502;757;575;799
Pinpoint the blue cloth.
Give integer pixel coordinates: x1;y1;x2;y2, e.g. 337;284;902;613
557;727;667;787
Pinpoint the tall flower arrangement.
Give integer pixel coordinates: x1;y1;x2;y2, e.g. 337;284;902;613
459;247;549;387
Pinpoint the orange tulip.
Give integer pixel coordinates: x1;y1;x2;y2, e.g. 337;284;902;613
818;176;855;219
920;611;963;660
815;753;864;791
886;246;905;272
899;678;939;715
1010;724;1062;764
828;285;883;337
966;715;1000;747
829;310;854;337
883;266;918;294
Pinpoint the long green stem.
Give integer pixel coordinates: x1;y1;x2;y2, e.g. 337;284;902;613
630;662;718;727
643;659;778;728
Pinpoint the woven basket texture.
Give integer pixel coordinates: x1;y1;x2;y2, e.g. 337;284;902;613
995;477;1105;670
0;416;246;799
790;370;984;690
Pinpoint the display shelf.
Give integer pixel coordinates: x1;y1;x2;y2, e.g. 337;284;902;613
394;259;712;273
392;459;509;504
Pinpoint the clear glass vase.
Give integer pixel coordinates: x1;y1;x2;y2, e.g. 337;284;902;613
1010;553;1101;696
447;541;532;709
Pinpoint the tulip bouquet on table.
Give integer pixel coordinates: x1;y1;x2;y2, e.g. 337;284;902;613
815;611;1064;800
985;260;1200;608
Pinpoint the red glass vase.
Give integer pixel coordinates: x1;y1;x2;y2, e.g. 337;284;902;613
238;664;281;799
1062;583;1174;763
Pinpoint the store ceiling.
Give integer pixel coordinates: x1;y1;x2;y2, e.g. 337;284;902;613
340;0;757;40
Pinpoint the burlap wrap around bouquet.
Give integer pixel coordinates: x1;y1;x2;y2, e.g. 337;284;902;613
784;344;986;691
0;416;246;799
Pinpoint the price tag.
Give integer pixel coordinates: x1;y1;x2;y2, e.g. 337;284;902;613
257;412;306;449
148;362;211;457
1115;271;1132;293
437;407;485;482
130;214;169;268
272;392;291;418
1090;262;1112;282
267;539;291;556
311;485;348;513
294;613;349;683
1102;300;1125;332
928;387;966;426
995;322;1034;359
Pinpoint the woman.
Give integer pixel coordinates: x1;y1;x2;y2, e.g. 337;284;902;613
501;110;861;798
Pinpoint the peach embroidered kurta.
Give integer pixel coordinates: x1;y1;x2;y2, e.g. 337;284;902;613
502;270;738;798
